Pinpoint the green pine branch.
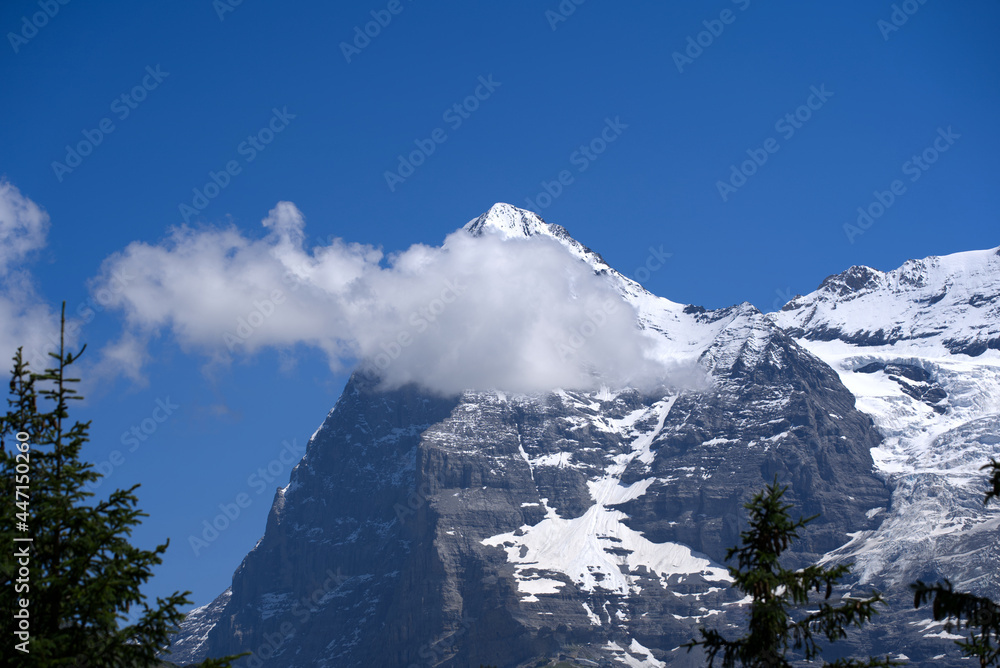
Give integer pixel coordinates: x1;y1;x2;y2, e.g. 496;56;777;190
0;305;243;667
684;478;898;668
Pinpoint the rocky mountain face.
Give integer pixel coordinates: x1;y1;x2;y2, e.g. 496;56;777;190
770;246;1000;662
169;206;999;666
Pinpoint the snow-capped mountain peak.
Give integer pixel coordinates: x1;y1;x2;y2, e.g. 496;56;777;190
463;204;797;381
463;202;561;240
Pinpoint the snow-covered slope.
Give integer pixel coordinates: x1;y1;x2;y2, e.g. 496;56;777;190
777;246;1000;356
168;588;232;661
481;395;731;602
772;247;1000;596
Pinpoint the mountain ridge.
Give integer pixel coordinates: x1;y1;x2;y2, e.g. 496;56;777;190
169;205;997;667
778;244;1000;355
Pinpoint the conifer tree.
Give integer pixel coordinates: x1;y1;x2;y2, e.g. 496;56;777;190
0;308;241;666
685;479;896;667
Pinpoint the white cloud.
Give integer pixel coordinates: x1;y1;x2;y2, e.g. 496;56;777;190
90;331;151;386
93;202;670;395
0;180;48;274
0;181;61;373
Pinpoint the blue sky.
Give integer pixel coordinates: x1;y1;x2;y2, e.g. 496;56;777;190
1;1;997;612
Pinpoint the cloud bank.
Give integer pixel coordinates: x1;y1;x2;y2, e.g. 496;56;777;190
93;202;669;394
